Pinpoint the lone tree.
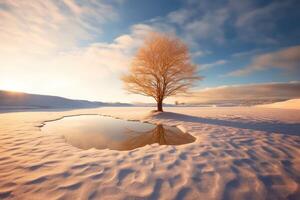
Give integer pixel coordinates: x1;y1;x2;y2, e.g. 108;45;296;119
122;32;201;112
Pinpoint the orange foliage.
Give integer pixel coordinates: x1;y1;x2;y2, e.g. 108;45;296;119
122;32;201;111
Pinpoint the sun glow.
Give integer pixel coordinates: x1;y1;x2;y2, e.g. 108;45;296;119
0;79;28;93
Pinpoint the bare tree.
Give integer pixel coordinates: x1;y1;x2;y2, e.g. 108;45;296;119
122;32;201;112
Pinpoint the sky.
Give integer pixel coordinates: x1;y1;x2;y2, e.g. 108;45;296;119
0;0;300;103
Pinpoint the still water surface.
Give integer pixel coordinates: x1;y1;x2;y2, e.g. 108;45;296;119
41;115;195;151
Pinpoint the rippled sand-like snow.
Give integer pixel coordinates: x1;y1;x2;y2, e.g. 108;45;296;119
0;107;299;200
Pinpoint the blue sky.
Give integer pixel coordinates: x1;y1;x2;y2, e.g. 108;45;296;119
114;0;300;88
0;0;299;103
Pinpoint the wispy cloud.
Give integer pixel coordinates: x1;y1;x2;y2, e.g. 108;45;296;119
191;50;211;58
0;0;118;55
184;8;228;44
0;11;154;102
227;45;300;76
200;60;227;71
234;0;294;44
0;1;153;101
160;0;299;47
0;0;299;103
231;49;264;58
176;81;300;104
167;8;193;25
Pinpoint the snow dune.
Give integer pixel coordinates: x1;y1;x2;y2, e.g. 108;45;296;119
256;99;300;110
0;107;299;199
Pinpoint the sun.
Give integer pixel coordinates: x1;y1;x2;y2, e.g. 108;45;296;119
0;79;27;92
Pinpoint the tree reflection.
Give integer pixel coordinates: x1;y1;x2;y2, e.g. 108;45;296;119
43;116;196;151
117;124;195;150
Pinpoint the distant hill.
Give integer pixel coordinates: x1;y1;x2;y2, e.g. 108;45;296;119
176;98;290;107
0;90;131;111
256;99;300;110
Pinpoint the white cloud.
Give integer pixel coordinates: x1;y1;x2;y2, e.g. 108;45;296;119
160;0;297;46
200;60;227;70
235;1;285;41
184;8;228;44
175;81;300;104
227;45;300;76
167;9;193;25
0;0;117;55
231;49;264;58
0;1;164;102
191;50;212;58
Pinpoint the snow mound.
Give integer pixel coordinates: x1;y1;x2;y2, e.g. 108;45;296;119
256;99;300;110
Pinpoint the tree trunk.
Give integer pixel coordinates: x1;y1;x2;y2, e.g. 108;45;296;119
157;100;163;112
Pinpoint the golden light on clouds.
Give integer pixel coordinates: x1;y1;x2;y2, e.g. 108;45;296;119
175;82;300;105
1;78;26;93
1;0;299;104
0;0;156;102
